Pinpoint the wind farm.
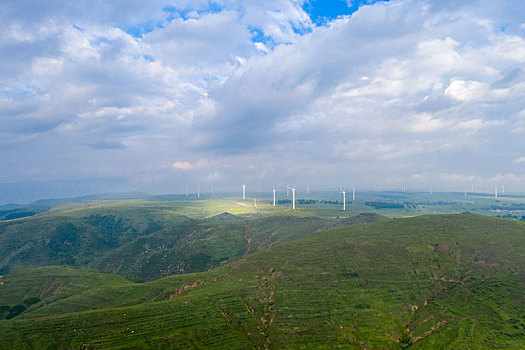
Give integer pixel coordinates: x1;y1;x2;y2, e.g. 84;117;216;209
1;188;525;348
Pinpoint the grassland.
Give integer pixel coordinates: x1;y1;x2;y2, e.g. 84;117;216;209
0;197;388;281
0;213;524;348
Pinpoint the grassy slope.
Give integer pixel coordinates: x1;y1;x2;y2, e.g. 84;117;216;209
0;213;524;348
0;198;387;281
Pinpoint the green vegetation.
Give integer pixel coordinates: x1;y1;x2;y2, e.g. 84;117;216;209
0;199;387;281
1;194;525;348
365;201;405;209
0;213;524;348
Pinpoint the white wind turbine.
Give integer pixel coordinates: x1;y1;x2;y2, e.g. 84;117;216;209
342;188;346;211
287;184;296;210
273;187;276;207
242;184;246;200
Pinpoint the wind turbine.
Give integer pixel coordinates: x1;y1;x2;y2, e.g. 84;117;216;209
306;184;309;195
342;189;346;211
254;198;257;208
197;185;200;199
243;184;246;200
273;187;276;207
352;186;355;201
185;184;188;197
287;185;296;210
495;186;498;199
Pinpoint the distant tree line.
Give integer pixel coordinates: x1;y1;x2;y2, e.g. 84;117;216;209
365;201;404;209
297;199;318;204
491;204;525;210
495;214;525;221
410;201;456;205
0;210;36;221
320;200;341;205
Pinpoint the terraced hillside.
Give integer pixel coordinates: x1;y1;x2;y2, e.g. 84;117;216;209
0;201;386;281
1;213;524;348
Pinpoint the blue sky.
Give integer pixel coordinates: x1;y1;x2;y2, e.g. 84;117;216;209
1;0;525;203
304;0;387;24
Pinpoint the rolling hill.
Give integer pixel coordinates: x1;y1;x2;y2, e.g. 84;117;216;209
1;213;524;348
0;201;387;281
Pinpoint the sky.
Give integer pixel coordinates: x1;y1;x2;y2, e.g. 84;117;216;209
1;0;525;203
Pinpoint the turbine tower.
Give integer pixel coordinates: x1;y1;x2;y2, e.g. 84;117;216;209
287;185;296;210
243;184;246;200
273;188;276;207
306;184;309;195
185;184;188;197
495;186;498;199
352;186;355;201
254;198;257;208
342;190;346;211
197;185;200;199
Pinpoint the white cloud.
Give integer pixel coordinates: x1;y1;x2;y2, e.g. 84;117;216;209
254;42;269;54
489;173;525;183
144;11;250;70
2;0;525;195
513;157;525;163
172;161;193;170
409;113;446;133
444;79;488;101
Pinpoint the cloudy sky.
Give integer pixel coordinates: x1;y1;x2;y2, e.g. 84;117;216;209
1;0;525;202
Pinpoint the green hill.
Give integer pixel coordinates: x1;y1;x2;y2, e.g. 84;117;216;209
0;201;387;281
1;213;524;348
